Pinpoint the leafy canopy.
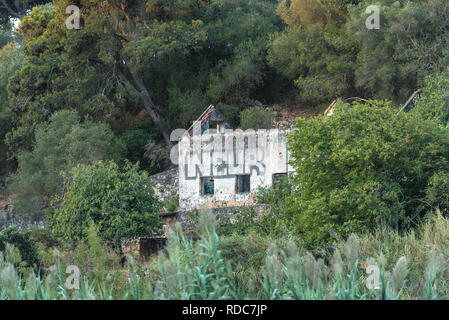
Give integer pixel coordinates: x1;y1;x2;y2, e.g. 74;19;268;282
285;101;449;246
50;160;163;242
7;109;116;216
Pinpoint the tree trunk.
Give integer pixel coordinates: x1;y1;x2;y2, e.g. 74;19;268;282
130;71;173;149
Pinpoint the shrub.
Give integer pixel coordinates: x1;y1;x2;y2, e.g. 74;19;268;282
165;87;208;130
425;172;449;215
239;106;276;130
0;227;39;271
414;68;449;127
114;117;162;171
286;101;449;246
49;160;163;242
7;110;116;217
208;39;267;105
143;140;169;175
215;104;240;129
347;0;449;102
0;226;57;271
164;198;179;213
0;42;24;170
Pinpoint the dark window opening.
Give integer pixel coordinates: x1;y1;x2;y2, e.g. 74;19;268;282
209;120;223;133
273;173;287;185
236;175;251;193
201;177;215;195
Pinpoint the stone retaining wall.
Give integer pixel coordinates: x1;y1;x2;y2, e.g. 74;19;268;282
149;167;179;202
124;204;268;260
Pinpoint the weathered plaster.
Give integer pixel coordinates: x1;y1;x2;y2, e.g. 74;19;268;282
178;129;295;210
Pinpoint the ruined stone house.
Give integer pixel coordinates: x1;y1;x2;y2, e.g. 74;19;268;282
176;105;295;211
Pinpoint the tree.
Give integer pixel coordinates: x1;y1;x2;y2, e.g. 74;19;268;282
208;39;268;105
0;43;23;106
276;0;328;29
285;101;449;246
7;3;135;156
347;0;449;102
49;160;163;242
49;0;208;148
268;0;357;106
7;109;116;216
0;0;49;25
7;0;282;157
0;41;23;172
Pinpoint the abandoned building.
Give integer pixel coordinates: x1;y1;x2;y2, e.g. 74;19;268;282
176;105;295;211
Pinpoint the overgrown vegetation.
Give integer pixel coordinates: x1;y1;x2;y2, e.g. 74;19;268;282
2;211;449;300
49;160;163;243
1;0;449;301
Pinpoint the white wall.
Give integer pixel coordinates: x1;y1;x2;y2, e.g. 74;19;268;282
178;129;295;210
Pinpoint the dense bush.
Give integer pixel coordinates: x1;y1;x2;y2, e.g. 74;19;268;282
285;101;449;246
49;160;163;242
347;0;449;102
0;227;39;270
165;87;208;131
114;117;165;173
268;0;357;106
268;0;449;105
0;42;24;170
6;110;116;217
239;107;276;130
414;68;449;127
208;39;268;105
0;226;57;271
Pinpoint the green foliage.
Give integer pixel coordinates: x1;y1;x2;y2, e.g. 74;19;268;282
425;173;449;216
239;106;276;130
215;104;240;129
3;213;449;299
0;25;14;47
49;160;163;242
216;206;289;239
0;43;24;105
347;0;449;102
268;0;356;106
4;0;283;155
143;140;169;175
154;213;236;299
414;68;449;127
114;117;163;172
164;198;179;213
6;110;116;217
0;42;24;169
0;226;57;272
268;0;449;105
165;86;207;130
0;227;38;271
286;101;449;246
0;0;50;26
6;3;137;155
208;39;268;104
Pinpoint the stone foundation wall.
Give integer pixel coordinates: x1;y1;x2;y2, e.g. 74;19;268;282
0;201;45;231
122;204;268;260
149;167;179;202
